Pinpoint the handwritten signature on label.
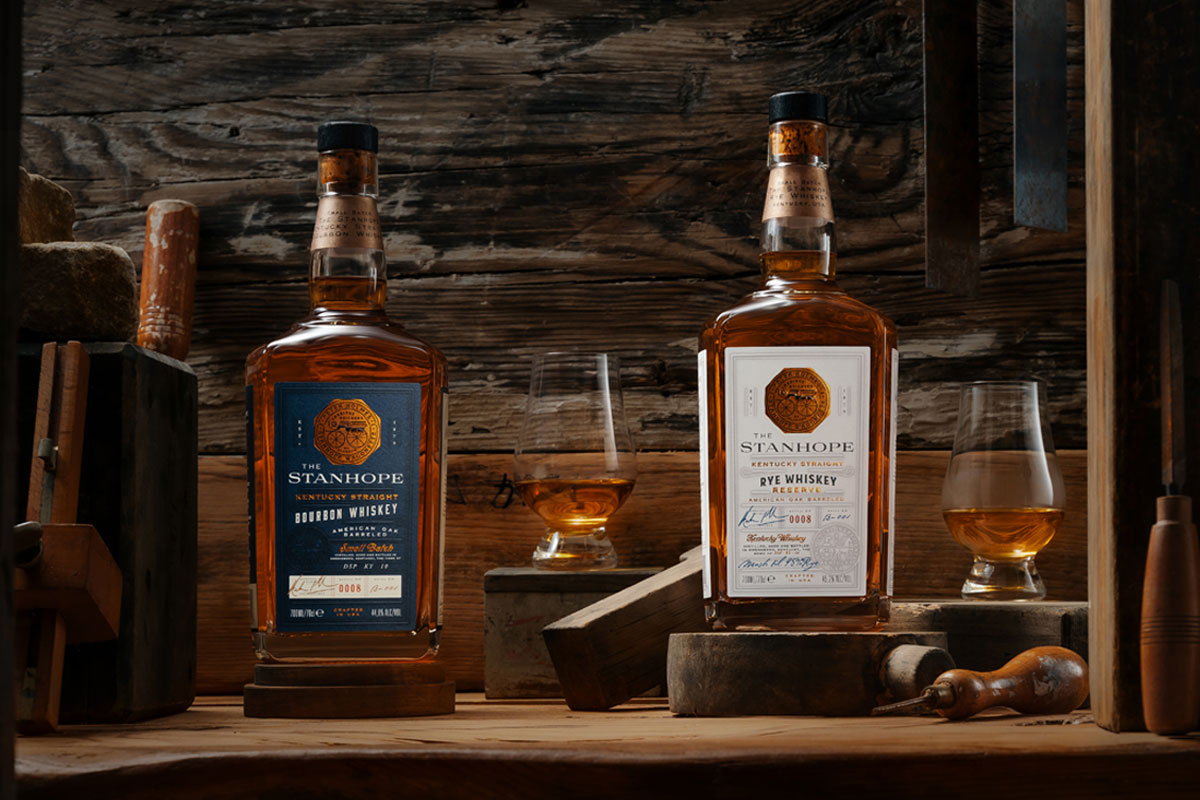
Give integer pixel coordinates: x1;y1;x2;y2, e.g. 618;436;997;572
288;575;403;599
738;556;820;571
738;505;788;528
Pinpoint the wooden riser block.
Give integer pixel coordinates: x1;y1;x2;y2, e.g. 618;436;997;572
253;662;446;687
485;567;662;699
243;682;456;719
888;600;1088;671
244;662;455;718
667;631;949;717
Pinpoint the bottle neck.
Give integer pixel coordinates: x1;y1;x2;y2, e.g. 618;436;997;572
309;148;386;316
760;119;837;287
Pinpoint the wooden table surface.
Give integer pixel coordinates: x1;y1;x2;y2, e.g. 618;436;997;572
15;695;1200;799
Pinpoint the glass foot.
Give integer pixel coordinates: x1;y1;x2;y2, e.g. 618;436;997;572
960;556;1046;600
532;527;618;571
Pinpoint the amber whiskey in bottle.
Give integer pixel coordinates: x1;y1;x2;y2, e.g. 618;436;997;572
246;122;446;661
698;92;897;631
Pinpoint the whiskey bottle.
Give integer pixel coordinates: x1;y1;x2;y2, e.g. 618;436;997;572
246;121;447;661
698;92;897;631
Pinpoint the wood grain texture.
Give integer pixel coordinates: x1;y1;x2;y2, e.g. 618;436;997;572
666;631;949;716
544;553;706;710
14;698;1200;800
20;0;1087;454
1086;0;1117;734
2;0;21;786
198;449;1088;694
17;344;199;723
1086;0;1200;732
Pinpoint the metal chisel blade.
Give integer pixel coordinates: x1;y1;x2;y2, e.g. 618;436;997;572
1014;0;1067;232
1161;280;1185;492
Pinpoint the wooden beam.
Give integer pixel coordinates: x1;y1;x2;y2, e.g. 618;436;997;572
1086;0;1200;731
2;0;21;791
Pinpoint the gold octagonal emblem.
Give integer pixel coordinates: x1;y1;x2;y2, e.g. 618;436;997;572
764;368;830;433
313;398;382;466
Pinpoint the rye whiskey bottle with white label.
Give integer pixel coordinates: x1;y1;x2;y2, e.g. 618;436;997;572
698;92;897;631
246;122;447;661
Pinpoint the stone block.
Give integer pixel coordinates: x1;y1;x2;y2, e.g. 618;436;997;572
20;242;139;342
18;166;75;243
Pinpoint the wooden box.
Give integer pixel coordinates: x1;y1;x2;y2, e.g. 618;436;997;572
18;342;198;722
483;567;661;698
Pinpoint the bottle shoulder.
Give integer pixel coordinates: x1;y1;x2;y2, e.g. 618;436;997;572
246;318;446;385
701;284;896;349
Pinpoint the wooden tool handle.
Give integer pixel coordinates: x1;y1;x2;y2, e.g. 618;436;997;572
934;645;1089;720
137;199;199;360
1140;495;1200;735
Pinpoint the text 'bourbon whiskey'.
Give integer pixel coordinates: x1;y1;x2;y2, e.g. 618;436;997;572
246;122;447;661
698;92;897;631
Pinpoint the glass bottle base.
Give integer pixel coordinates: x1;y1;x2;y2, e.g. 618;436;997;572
705;595;888;632
532;527;618;571
254;627;440;662
960;556;1046;600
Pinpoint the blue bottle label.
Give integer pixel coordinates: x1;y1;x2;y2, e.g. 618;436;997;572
273;381;421;631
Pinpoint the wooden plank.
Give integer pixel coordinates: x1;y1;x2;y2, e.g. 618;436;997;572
2;0;21;787
1086;0;1200;732
922;0;980;296
14;698;1200;799
18;0;1089;456
182;263;1087;454
543;553;705;710
24;342;88;525
196;449;1088;694
14;610;66;735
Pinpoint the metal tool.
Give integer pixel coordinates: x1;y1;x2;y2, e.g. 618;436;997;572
922;0;980;297
870;645;1089;720
1013;0;1068;231
1139;279;1200;735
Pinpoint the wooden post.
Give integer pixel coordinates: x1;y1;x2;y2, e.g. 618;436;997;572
1087;0;1200;731
1;0;21;793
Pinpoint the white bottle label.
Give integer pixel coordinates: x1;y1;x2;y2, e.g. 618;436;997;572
724;346;870;597
698;351;712;599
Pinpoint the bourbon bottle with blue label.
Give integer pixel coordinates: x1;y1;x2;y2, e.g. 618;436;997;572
246;122;447;661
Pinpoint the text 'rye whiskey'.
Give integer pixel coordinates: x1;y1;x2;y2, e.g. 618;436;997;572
246;122;447;661
698;92;897;631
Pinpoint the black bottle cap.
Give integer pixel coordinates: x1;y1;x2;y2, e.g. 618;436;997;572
317;121;378;152
768;91;827;124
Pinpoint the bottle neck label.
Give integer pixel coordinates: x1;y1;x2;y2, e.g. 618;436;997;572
761;165;834;223
311;195;383;251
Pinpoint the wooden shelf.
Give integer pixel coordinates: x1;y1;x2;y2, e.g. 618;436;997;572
16;695;1200;799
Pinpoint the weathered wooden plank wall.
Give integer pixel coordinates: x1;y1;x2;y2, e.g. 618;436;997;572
20;0;1088;691
22;0;1086;454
